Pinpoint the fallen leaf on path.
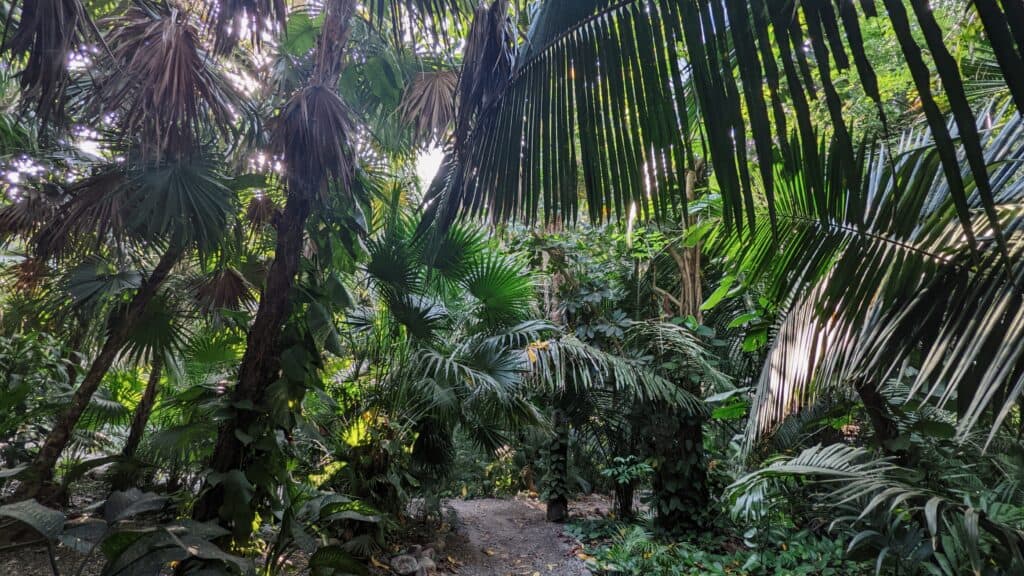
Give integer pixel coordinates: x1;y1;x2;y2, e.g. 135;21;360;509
370;557;389;569
484;548;496;556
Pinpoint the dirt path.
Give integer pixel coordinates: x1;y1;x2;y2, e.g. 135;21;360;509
441;498;591;576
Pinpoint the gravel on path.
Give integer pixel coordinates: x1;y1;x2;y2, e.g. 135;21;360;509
440;497;591;576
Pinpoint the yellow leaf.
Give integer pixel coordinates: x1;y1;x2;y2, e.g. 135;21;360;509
370;557;390;569
485;548;496;556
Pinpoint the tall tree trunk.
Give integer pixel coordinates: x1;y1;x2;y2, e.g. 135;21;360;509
13;245;182;503
193;0;358;532
192;189;311;524
545;408;569;523
614;481;636;520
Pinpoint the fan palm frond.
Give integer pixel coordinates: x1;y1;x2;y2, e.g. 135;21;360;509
1;0;92;125
96;4;241;159
461;252;534;330
398;68;459;144
36;156;235;259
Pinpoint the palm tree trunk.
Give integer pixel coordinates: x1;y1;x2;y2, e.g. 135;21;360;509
13;245;182;503
192;0;357;530
545;408;569;523
192;190;311;523
122;355;164;461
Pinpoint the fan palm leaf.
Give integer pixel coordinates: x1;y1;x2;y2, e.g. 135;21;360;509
95;3;241;160
1;0;93;125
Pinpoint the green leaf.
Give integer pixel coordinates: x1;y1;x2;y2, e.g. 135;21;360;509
308;545;369;576
104;490;168;523
711;399;749;421
0;500;66;541
281;11;324;56
701;275;736;311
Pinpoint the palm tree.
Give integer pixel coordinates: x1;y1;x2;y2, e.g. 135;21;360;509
1;3;240;500
193;0;470;530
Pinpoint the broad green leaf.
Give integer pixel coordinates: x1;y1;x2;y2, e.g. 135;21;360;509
0;500;66;541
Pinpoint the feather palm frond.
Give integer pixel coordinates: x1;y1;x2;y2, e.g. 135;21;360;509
706;109;1024;448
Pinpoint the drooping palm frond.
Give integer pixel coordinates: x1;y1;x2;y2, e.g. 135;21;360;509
0;185;62;240
209;0;287;54
528;335;704;414
419;0;1024;258
274;84;356;196
398;68;459;145
727;443;1024;571
705;108;1024;448
626;320;731;393
1;0;93;125
95;3;241;159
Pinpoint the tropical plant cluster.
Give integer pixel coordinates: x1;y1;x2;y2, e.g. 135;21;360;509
1;0;1023;575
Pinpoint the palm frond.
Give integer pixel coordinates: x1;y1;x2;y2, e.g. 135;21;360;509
398;68;459;144
1;0;92;125
707;109;1024;447
528;335;704;415
727;443;1024;568
95;4;241;159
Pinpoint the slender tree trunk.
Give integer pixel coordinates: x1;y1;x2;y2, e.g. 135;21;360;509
651;172;709;534
545;408;569;523
192;0;357;529
614;481;635;520
13;245;182;503
192;191;311;523
110;356;163;492
122;356;164;461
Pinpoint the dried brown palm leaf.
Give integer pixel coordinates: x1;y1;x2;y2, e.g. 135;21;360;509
211;0;288;55
273;84;355;195
0;186;61;239
399;69;459;144
1;0;91;126
34;168;129;260
245;193;281;230
192;267;256;311
95;4;240;159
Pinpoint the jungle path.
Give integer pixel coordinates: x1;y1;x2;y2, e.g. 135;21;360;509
442;498;592;576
